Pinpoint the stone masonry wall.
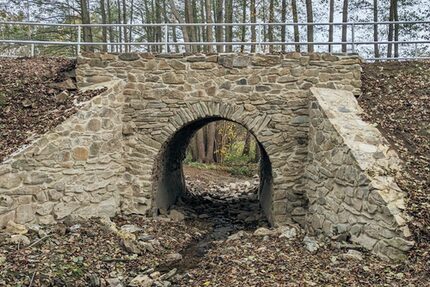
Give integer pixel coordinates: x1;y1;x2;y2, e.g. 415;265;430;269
76;52;362;226
0;52;412;260
0;80;126;227
306;88;413;260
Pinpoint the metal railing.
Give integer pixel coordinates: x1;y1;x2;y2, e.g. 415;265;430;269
0;21;429;60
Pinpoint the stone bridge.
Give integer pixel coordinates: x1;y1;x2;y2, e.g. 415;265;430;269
0;53;413;260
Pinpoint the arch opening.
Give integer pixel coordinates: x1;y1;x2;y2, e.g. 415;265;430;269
151;117;274;224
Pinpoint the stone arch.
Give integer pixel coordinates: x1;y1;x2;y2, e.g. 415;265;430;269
148;101;276;223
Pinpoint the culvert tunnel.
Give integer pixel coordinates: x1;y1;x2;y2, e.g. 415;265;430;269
151;117;274;223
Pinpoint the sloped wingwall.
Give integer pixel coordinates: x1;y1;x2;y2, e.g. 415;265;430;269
306;88;414;261
0;80;126;227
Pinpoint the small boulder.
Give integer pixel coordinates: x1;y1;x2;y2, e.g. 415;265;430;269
55;91;69;103
5;221;28;235
339;249;363;261
166;253;182;262
227;230;246;241
106;278;123;287
169;210;185;221
119;53;139;61
129;275;153;287
149;271;161;279
160;268;177;281
120;224;143;233
277;226;298;240
121;238;142;255
253;227;274;236
10;234;30;246
303;236;319;253
138;241;155;253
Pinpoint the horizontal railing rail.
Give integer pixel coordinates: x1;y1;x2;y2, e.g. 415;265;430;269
1;20;430;27
0;21;429;60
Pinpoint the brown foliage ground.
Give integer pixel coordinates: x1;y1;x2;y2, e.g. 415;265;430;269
359;61;430;257
0;57;103;162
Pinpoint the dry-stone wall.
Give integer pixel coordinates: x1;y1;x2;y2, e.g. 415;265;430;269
0;52;412;260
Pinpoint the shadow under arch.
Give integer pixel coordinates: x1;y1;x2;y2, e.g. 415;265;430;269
151;116;274;224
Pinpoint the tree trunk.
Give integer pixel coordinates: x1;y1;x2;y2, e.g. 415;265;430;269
122;0;127;52
305;0;314;52
196;129;206;163
80;0;93;51
129;0;134;52
240;0;246;52
281;0;287;52
117;0;122;52
151;0;157;52
242;132;251;156
268;0;274;53
225;0;233;52
214;0;223;52
143;0;151;52
155;0;162;52
163;0;170;53
170;0;191;52
205;0;214;52
291;0;300;52
205;122;216;163
185;0;196;52
373;0;380;59
250;0;256;52
172;12;179;53
387;0;394;58
262;0;266;51
328;0;334;52
341;0;348;53
190;137;198;161
393;0;399;58
107;0;114;52
254;142;260;163
192;0;200;52
100;0;107;52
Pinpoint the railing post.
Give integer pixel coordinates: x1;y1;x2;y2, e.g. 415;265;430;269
77;25;81;56
414;43;418;59
164;24;168;53
29;25;35;57
351;23;355;53
257;23;262;53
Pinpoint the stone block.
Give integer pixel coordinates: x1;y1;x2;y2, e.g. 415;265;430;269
251;55;281;66
119;53;140;61
162;72;185;84
0;210;15;228
0;173;22;189
87;118;102;131
15;204;35;224
191;62;216;70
